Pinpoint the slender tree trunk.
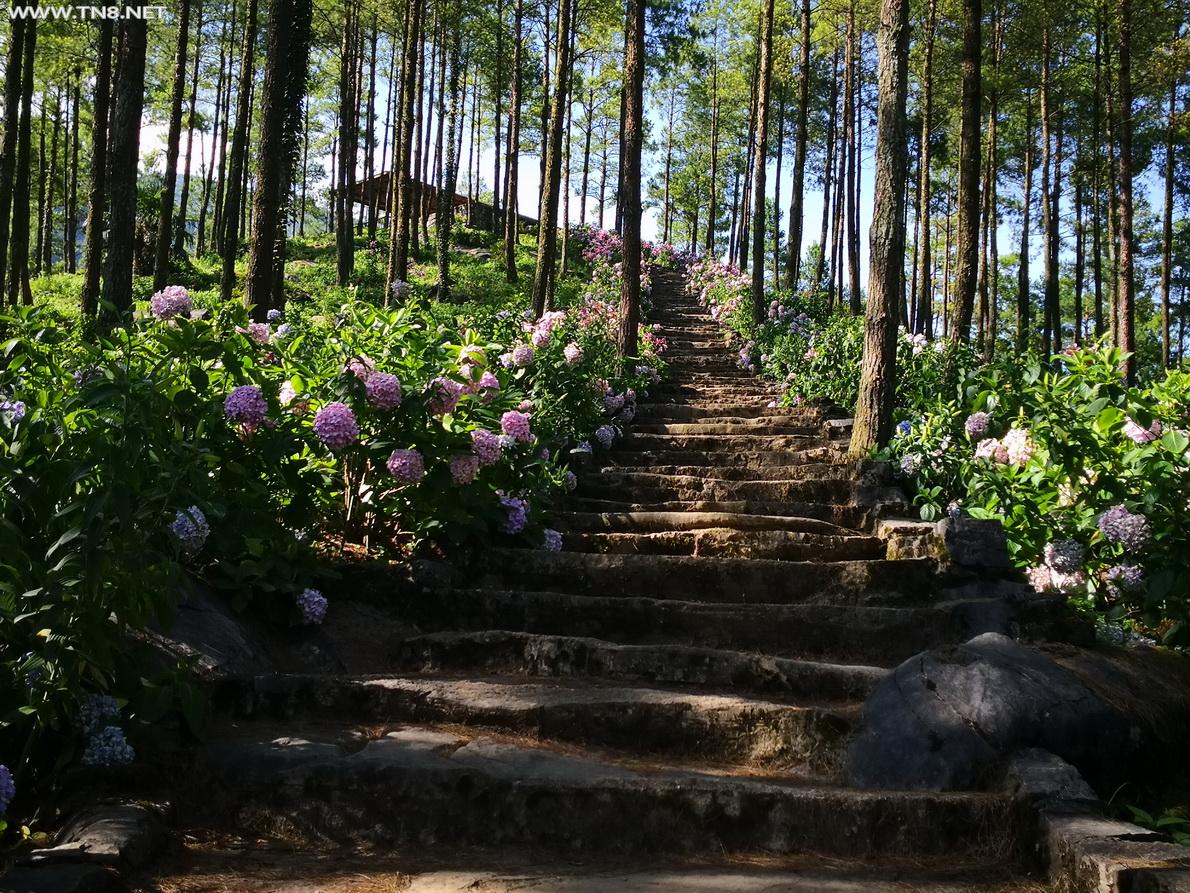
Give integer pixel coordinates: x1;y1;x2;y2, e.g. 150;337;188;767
618;0;645;356
913;0;937;335
65;70;80;272
531;0;574;315
1160;79;1176;366
153;0;192;290
491;0;504;231
579;80;593;227
845;0;861;313
1115;0;1135;380
365;16;379;237
948;0;981;340
386;0;423;294
738;27;761;272
335;6;358;285
977;4;1000;356
245;0;313;316
44;89;61;272
1073;178;1084;343
772;90;785;283
98;13;145;319
502;0;523;281
80;20;112;316
220;0;259;301
815;47;840;292
560;85;573;273
175;0;204;258
749;0;775;321
6;23;36;307
786;0;811;288
1017;97;1034;352
35;98;47;277
435;0;465;301
851;0;909;457
206;1;234;255
1091;12;1105;338
1040;28;1062;356
705;54;719;255
0;18;28;298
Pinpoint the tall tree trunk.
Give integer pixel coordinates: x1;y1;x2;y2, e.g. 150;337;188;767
1017;97;1034;352
560;83;573;273
175;0;205;257
245;0;313;316
977;3;1000;356
80;20;112;316
99;13;145;319
335;5;358;284
913;0;937;335
1040;28;1062;356
948;0;981;340
43;89;61;272
749;0;776;322
618;0;645;356
851;0;909;458
502;0;523;281
364;16;379;236
1159;79;1176;366
705;53;719;255
206;0;234;256
35;97;47;277
6;22;36;307
738;27;761;272
786;0;811;288
220;0;259;301
65;69;80;272
386;0;423;294
845;0;861;314
153;0;192;290
531;0;574;316
1073;178;1084;343
1091;12;1104;338
491;0;505;231
579;79;593;227
815;47;840;292
0;18;27;298
772;90;784;283
436;0;465;301
1115;0;1135;381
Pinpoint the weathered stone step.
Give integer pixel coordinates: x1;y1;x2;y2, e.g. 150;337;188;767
632;421;822;435
638;402;822;419
471;549;935;605
215;673;854;771
650;384;780;398
601;447;843;468
593;463;853;481
577;473;861;505
563;509;854;533
571;498;872;529
415;589;1006;663
198;725;1015;857
394;630;886;700
564;528;886;561
621;432;828;453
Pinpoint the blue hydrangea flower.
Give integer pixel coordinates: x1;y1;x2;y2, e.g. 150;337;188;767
82;726;135;768
0;765;14;813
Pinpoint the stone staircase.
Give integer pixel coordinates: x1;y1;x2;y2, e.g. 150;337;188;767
146;269;1048;890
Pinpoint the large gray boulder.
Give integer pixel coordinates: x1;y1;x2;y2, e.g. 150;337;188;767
846;632;1190;792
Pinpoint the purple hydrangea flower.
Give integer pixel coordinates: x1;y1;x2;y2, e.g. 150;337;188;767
1097;504;1150;552
900;454;921;475
267;308;283;322
296;588;328;624
79;694;120;734
1043;539;1084;573
604;394;625;414
965;411;991;438
450;454;480;484
479;370;500;392
428;377;465;416
224;385;268;425
501;410;534;443
387;448;426;484
150;285;192;320
365;372;402;410
564;470;578;491
390;280;412;302
542;529;563;552
0;400;26;423
82;726;135;768
594;425;615;448
572;441;593;455
471;429;502;466
564;343;584;366
510;343;535;367
499;495;529;534
313;402;359;450
1103;564;1144;598
169;506;210;555
245;322;271;345
0;764;14;813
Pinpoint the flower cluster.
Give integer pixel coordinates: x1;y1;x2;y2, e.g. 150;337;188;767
365;372;402;410
313;402;360;450
0;765;14;814
964;412;990;439
1123;417;1162;445
150;285;193;320
471;429;502;465
296;588;328;624
0;399;26;423
974;427;1033;466
387;448;426;484
542;529;563;552
499;495;529;534
82;726;135;768
450;454;480;484
169;505;210;555
428;377;464;416
1097;504;1150;552
501;410;534;443
224;385;268;426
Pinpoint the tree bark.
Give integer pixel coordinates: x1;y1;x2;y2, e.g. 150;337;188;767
502;0;524;281
913;0;937;335
705;53;719;255
220;0;258;301
948;0;981;340
385;0;423;294
815;47;840;292
1017;97;1034;352
436;0;465;301
618;0;645;356
850;0;909;458
153;0;191;290
1039;28;1062;356
175;0;204;257
80;20;112;317
6;22;36;307
749;0;775;322
491;0;504;231
335;5;358;285
785;0;811;288
0;18;27;299
1159;79;1176;366
1115;0;1135;381
844;0;861;314
531;0;574;316
65;69;81;272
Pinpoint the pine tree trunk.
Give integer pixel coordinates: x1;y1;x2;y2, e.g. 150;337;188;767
1091;12;1105;338
749;0;775;322
1159;80;1175;366
1115;0;1135;381
99;14;145;319
579;80;593;227
705;53;719;255
0;18;27;299
385;0;423;294
502;0;523;281
949;0;981;340
1073;178;1084;343
175;0;205;257
491;0;504;231
220;0;258;301
913;0;936;335
845;0;861;314
772;90;784;283
618;0;645;356
1040;28;1062;356
850;0;909;458
1017;98;1034;352
34;96;47;277
65;70;80;272
80;20;112;317
365;16;379;237
815;47;838;293
435;0;465;301
153;0;192;290
6;23;36;307
245;0;313;316
531;0;574;316
786;0;811;287
206;1;234;255
336;6;358;285
43;89;61;272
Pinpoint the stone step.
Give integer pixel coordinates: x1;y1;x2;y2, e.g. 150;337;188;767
621;432;829;453
470;549;935;605
563;509;855;533
393;630;886;700
632;421;822;435
413;589;1006;664
638;402;822;419
570;498;873;529
197;725;1016;857
601;447;844;468
563;528;886;561
592;463;854;481
577;473;860;505
215;673;855;771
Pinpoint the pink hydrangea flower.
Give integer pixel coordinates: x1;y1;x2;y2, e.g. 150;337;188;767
245;322;271;345
1123;418;1161;444
471;429;502;465
501;410;533;443
1002;427;1034;465
450;454;480;484
224;385;268;425
563;343;584;366
510;344;535;367
346;355;376;381
150;285;192;320
428;377;464;416
387;448;425;484
313;402;359;449
365;372;402;410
